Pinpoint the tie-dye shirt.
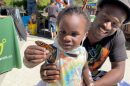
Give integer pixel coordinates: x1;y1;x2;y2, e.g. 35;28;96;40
43;40;88;86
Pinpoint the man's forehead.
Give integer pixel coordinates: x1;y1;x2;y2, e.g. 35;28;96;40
99;5;127;22
101;4;127;15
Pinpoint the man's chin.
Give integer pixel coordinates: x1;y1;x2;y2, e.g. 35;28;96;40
94;33;105;41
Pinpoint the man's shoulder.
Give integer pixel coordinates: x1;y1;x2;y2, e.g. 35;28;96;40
115;29;124;36
95;29;125;49
113;29;125;41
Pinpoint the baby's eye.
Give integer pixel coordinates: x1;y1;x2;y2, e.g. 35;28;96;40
111;20;120;28
71;32;78;37
102;16;110;23
59;31;66;35
112;22;117;27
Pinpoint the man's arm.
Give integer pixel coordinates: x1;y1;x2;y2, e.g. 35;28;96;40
94;61;126;86
93;30;127;86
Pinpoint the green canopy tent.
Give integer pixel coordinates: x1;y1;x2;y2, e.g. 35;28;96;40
0;16;21;74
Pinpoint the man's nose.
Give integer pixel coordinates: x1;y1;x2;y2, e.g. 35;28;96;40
103;22;112;30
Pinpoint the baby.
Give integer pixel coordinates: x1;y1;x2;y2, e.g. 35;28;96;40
39;6;93;86
24;6;94;86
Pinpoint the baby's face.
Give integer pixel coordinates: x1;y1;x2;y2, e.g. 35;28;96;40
57;14;87;51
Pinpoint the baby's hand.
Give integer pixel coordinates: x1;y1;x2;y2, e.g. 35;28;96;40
40;63;60;83
24;45;50;63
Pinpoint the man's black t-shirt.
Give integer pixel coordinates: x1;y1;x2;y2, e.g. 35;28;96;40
83;29;127;72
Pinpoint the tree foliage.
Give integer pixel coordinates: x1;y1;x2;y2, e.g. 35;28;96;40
37;0;50;10
4;0;13;6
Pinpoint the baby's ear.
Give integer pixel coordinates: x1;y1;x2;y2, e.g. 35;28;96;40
84;32;88;37
83;32;88;41
81;33;87;46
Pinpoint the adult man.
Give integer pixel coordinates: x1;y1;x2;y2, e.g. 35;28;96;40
82;0;130;85
24;0;130;85
45;0;59;39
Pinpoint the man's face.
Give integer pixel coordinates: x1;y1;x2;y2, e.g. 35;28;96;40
57;14;87;51
91;4;127;40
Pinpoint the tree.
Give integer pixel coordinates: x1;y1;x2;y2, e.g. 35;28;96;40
37;0;50;10
4;0;13;6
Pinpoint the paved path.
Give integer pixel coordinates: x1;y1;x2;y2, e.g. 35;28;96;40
0;35;130;86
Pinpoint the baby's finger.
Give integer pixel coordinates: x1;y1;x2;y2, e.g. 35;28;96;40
25;45;49;54
43;79;57;83
41;69;60;76
29;45;50;53
24;49;44;56
31;59;45;63
26;54;49;60
27;45;44;51
41;74;60;81
41;64;58;70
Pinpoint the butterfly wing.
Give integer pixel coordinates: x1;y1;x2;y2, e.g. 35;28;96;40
35;41;53;52
35;41;57;63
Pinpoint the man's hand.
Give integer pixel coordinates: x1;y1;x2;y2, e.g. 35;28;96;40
93;61;125;86
24;45;50;64
40;63;60;83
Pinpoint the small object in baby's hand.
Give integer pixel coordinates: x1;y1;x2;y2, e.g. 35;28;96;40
35;41;57;63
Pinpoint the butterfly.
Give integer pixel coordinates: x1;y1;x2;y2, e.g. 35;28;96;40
35;41;57;63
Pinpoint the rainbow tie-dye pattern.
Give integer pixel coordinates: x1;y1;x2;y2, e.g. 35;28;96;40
41;39;88;86
47;46;87;86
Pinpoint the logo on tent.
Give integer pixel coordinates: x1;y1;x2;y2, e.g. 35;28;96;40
0;39;6;56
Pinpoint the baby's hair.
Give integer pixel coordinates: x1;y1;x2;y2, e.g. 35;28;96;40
64;0;68;5
57;6;91;31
